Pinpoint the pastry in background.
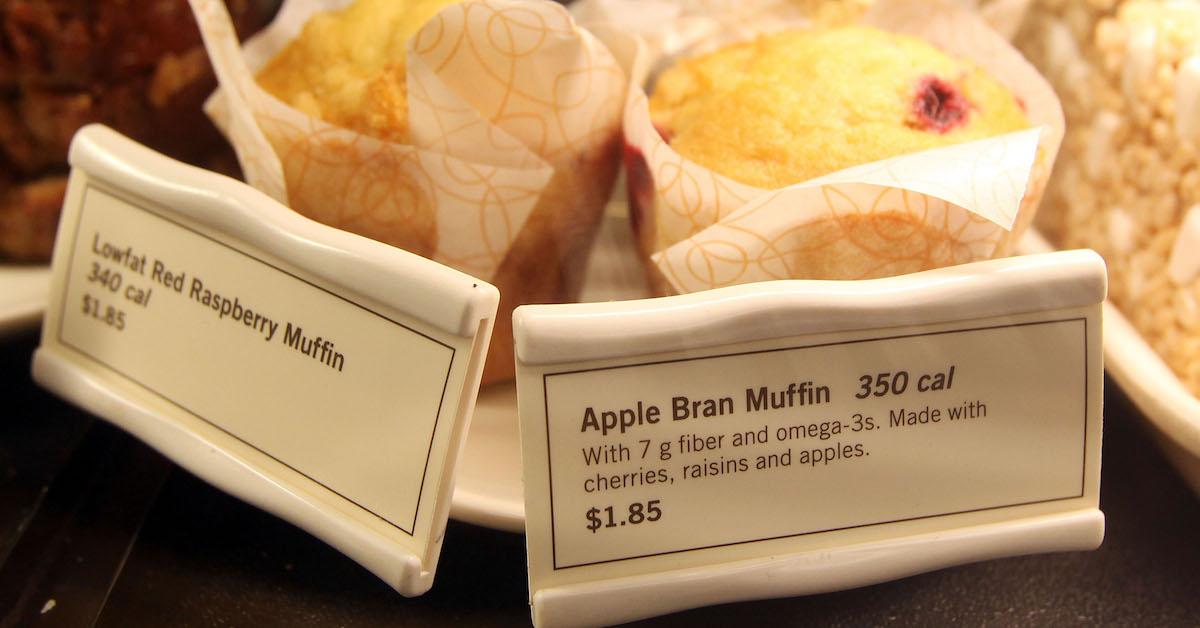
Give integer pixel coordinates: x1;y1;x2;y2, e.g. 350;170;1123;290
1015;1;1200;393
0;0;278;261
253;0;624;384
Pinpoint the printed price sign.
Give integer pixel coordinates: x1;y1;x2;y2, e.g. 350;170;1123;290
515;251;1105;627
34;125;498;595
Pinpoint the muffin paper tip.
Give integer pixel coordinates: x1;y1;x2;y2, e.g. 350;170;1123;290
578;0;1063;294
189;0;625;284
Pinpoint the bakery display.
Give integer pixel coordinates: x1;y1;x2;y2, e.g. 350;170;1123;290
0;0;278;262
649;26;1031;189
1016;0;1200;394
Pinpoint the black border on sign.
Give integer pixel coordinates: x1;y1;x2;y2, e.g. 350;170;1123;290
543;317;1090;570
58;183;458;537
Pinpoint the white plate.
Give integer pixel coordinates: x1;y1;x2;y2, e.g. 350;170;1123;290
0;264;51;337
452;382;525;531
453;207;651;532
1102;302;1200;494
1019;232;1200;496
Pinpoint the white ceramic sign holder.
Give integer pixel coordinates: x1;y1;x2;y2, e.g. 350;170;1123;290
32;125;499;596
515;250;1107;627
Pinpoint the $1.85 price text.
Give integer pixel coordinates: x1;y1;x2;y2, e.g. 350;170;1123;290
585;500;663;533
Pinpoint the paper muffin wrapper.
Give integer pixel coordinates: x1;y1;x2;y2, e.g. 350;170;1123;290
189;0;626;382
578;0;1063;295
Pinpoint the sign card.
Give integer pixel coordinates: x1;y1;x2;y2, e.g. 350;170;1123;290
516;251;1105;626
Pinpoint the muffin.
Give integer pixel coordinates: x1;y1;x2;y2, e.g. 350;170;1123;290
237;0;625;383
649;26;1031;189
256;0;459;145
618;6;1057;294
0;0;278;261
1016;1;1200;394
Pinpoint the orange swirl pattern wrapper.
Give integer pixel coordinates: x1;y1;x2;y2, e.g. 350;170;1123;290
190;0;626;382
579;0;1062;295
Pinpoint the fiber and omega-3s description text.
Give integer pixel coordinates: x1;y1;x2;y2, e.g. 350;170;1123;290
542;320;1089;568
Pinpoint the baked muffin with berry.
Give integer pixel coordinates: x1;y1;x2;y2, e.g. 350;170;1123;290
649;26;1030;189
621;19;1049;295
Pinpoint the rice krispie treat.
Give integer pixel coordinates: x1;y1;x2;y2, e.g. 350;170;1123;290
1016;1;1200;393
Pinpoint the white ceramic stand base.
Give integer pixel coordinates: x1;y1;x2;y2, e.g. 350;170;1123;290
533;509;1104;627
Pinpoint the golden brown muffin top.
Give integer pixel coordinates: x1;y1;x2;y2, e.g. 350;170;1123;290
649;26;1031;188
256;0;462;144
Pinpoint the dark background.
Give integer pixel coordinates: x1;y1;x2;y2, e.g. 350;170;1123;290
2;328;1198;627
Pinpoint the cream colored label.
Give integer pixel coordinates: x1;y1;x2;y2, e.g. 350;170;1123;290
537;316;1089;570
57;184;459;535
